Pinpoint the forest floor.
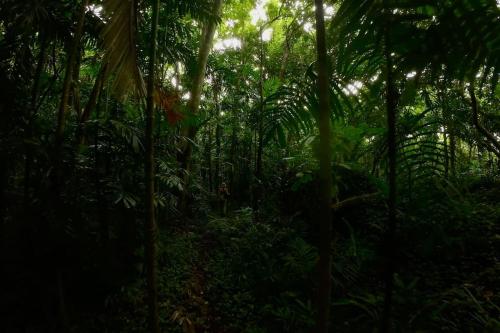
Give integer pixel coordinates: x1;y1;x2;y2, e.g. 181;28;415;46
150;182;500;332
2;181;500;332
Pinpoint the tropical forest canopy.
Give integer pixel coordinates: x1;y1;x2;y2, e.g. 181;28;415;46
1;0;499;332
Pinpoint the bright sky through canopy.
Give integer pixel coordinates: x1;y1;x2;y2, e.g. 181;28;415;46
251;0;270;25
214;37;242;52
87;5;103;18
262;28;273;42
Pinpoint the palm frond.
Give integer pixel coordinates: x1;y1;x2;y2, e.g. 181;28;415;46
397;109;448;186
101;0;145;99
332;0;500;89
262;66;353;147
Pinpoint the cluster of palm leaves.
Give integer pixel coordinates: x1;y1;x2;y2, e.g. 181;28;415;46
262;63;356;149
260;0;499;182
100;0;214;99
332;0;500;81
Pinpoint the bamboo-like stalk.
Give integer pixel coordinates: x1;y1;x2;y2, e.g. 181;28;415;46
313;1;334;332
144;0;160;331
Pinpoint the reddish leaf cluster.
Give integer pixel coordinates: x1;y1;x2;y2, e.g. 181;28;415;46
154;88;184;125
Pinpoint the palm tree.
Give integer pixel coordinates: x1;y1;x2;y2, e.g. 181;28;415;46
380;1;398;331
55;0;89;151
313;0;333;332
145;0;161;331
331;1;499;330
100;0;218;328
178;0;224;211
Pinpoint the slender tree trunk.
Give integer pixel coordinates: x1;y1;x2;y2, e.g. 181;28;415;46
214;81;222;190
174;62;181;91
31;34;49;109
215;123;222;190
254;113;264;197
77;63;108;144
201;129;208;186
94;93;109;245
34;60;62;116
258;29;265;176
207;126;213;192
480;140;500;160
229;125;237;198
55;0;88;149
468;142;473;164
25;33;49;203
444;83;456;177
439;86;449;179
253;29;265;213
144;0;160;331
49;6;88;323
381;5;398;332
449;129;456;177
178;0;223;209
279;39;291;82
72;47;82;118
313;1;333;332
51;43;58;75
443;131;449;178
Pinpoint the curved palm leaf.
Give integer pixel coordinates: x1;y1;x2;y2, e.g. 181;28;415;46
101;0;145;99
262;65;353;147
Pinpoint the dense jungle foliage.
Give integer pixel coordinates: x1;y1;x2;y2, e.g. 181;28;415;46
1;0;499;332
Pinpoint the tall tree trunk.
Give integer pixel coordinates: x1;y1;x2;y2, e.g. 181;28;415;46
144;0;160;331
94;92;109;245
449;128;456;177
50;5;88;322
438;85;449;178
468;142;473;164
443;131;449;178
31;34;49;109
72;47;82;119
178;0;223;209
207;126;213;192
279;23;297;82
214;80;222;191
229;124;237;198
381;5;398;332
77;63;108;145
279;39;291;82
215;123;222;190
253;28;265;213
25;32;49;203
46;4;87;322
313;1;333;332
55;0;88;149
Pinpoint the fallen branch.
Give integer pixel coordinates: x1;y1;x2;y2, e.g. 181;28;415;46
331;192;381;211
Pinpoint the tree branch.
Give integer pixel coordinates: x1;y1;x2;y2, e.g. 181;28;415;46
469;83;500;154
331;192;381;211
